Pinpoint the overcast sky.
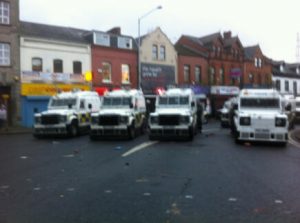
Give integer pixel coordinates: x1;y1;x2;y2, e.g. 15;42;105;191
20;0;300;63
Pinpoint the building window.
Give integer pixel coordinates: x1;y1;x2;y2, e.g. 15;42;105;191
184;65;190;83
209;67;215;85
248;73;254;84
0;1;9;25
254;58;258;67
53;59;63;73
285;80;289;92
275;80;281;91
195;66;201;83
121;64;130;83
102;62;111;83
219;68;224;85
32;57;42;72
293;81;297;96
258;59;262;68
0;42;10;66
73;61;82;74
159;45;166;61
152;44;158;60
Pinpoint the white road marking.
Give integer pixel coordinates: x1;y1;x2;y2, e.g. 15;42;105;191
275;199;283;204
228;197;238;202
122;141;158;157
20;156;28;159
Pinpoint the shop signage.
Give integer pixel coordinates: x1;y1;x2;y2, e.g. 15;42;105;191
141;63;175;95
211;86;240;95
230;68;242;77
21;83;90;96
21;71;85;83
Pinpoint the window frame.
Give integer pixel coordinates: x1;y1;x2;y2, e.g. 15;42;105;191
102;61;112;83
152;44;158;60
121;64;130;84
53;59;63;73
0;42;10;66
32;57;43;72
0;1;10;25
195;66;201;84
159;45;166;61
73;61;82;74
183;65;190;83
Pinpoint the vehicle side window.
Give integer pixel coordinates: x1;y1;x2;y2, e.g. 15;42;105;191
80;99;85;109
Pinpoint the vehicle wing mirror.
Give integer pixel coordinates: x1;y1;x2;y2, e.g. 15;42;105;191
88;103;92;109
191;101;195;107
130;103;134;109
68;104;72;109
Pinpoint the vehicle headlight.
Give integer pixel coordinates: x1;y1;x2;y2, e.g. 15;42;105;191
275;117;286;127
150;116;158;124
120;116;128;124
180;115;190;124
239;117;251;126
34;116;41;124
59;115;67;123
91;116;98;124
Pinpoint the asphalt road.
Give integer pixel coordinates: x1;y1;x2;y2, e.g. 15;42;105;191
1;122;300;223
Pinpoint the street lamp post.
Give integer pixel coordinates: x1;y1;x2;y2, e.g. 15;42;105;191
138;5;162;90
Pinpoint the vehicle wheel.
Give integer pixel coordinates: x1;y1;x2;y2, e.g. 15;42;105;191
149;134;155;141
234;131;241;144
33;134;42;139
89;134;98;141
68;121;78;137
128;123;135;139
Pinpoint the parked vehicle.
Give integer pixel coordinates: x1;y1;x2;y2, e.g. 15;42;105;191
296;96;300;122
148;88;199;140
33;90;101;138
220;97;237;128
90;89;146;140
231;89;289;146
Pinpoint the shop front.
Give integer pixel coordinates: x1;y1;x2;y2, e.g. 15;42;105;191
20;72;90;127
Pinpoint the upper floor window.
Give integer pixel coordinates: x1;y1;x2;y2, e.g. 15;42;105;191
102;62;111;83
0;1;9;25
73;61;82;74
159;45;166;61
184;65;190;83
121;64;130;83
195;66;201;83
254;58;258;67
219;68;224;85
32;57;42;72
285;80;289;92
209;67;215;85
258;58;262;68
152;44;158;60
0;42;10;66
53;59;63;73
280;64;284;72
275;80;281;91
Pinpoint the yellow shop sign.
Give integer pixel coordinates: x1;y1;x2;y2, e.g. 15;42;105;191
21;83;90;96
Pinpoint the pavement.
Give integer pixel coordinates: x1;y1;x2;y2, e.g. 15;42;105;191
0;125;32;135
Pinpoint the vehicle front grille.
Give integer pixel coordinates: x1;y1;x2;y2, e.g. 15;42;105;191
255;133;269;140
159;115;180;126
41;115;60;125
99;115;119;125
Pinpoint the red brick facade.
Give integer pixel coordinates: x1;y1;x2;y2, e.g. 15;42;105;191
91;45;137;90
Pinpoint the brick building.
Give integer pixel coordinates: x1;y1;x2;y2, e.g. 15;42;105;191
89;27;138;95
0;0;20;125
243;45;272;88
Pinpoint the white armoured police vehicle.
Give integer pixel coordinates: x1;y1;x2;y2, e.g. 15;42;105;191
231;89;289;145
148;88;199;140
33;90;101;138
90;89;146;140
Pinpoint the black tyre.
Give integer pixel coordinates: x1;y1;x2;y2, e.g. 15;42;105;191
68;121;78;137
128;123;135;139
